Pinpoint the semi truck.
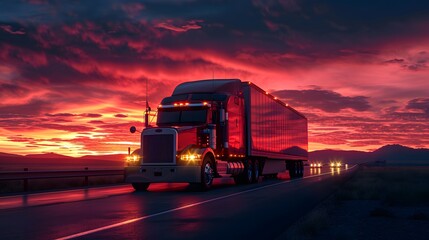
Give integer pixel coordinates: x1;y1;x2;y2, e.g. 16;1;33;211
125;79;308;191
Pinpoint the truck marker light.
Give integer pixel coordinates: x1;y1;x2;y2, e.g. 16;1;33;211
185;103;189;106
158;104;162;108
174;103;178;106
203;102;208;105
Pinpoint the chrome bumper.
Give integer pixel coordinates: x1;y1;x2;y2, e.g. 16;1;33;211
125;165;201;183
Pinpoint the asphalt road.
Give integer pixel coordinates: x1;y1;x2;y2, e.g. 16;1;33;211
0;165;357;240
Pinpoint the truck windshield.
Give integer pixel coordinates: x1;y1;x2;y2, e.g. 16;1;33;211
157;108;208;125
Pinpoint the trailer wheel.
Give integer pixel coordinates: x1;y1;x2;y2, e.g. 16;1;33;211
252;159;260;183
131;183;150;191
298;161;304;178
287;161;297;179
288;161;304;179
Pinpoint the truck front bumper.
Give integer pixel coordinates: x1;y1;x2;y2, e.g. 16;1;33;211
125;165;201;183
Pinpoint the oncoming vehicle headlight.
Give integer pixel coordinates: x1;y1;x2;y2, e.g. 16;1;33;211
330;161;342;167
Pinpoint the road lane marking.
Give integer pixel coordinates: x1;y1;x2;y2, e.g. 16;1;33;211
56;165;357;240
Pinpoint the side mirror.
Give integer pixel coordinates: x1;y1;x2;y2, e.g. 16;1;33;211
130;126;137;133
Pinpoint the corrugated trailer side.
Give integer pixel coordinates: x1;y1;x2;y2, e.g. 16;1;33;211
242;82;308;161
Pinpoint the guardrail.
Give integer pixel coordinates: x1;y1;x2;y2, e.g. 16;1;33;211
0;168;125;192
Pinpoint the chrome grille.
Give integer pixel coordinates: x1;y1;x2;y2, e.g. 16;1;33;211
143;134;175;164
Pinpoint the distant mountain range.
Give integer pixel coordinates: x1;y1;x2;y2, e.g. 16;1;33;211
0;152;127;171
0;144;428;171
0;152;127;161
310;144;429;165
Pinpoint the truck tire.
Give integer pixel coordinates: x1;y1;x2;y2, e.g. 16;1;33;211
132;182;150;191
200;156;214;190
288;161;297;179
298;161;304;178
234;160;253;184
252;159;260;183
288;161;304;179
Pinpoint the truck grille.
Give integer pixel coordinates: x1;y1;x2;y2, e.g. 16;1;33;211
143;134;175;164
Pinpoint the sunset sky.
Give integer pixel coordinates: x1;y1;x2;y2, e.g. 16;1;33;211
1;0;429;157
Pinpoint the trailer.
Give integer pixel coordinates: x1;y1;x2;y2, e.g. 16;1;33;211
125;79;308;190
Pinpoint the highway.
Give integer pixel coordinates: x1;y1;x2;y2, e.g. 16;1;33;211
0;165;357;240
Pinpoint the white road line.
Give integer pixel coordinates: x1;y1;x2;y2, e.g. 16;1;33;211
55;165;357;240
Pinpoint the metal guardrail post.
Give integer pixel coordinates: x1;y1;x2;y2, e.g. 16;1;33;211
84;167;89;186
23;168;28;192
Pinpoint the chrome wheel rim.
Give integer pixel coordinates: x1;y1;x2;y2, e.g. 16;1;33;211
254;161;259;180
204;163;213;185
247;162;252;182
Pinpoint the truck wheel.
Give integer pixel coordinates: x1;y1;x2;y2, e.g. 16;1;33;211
298;161;304;178
200;156;214;190
252;159;259;183
287;161;297;179
132;183;150;191
288;161;304;179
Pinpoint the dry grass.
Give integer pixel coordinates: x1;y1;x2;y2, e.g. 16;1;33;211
283;166;429;240
336;166;429;206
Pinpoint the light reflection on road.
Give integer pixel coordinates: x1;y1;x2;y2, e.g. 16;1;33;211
0;185;134;210
0;165;350;210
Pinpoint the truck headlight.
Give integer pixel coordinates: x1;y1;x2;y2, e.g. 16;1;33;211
180;153;201;161
180;153;201;164
126;155;140;166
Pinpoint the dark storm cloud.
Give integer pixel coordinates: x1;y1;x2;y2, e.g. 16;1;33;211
0;99;53;118
45;113;103;118
114;114;128;118
1;0;428;89
406;98;429;116
384;51;428;71
0;83;29;97
273;88;371;113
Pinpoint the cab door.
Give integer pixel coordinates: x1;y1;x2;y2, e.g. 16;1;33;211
227;96;245;155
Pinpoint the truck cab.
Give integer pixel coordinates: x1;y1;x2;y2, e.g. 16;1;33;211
125;79;307;191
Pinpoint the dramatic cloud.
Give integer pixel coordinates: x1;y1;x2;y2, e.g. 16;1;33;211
0;0;429;155
155;19;203;32
406;98;429;116
0;25;25;35
273;88;371;113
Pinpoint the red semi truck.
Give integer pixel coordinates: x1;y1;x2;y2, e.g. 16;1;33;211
125;79;308;190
